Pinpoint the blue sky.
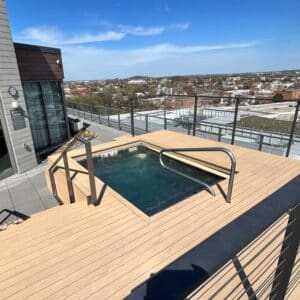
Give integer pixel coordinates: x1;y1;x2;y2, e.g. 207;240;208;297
6;0;300;80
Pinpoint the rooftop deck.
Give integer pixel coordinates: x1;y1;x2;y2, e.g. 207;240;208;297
0;130;299;299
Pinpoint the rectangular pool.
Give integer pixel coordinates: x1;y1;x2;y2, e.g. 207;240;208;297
79;145;222;216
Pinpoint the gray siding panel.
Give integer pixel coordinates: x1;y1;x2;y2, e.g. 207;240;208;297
0;18;10;27
0;27;11;34
0;43;15;51
0;36;12;44
0;30;11;38
0;73;22;80
0;62;19;69
0;12;8;21
0;79;22;87
0;50;17;58
0;0;37;174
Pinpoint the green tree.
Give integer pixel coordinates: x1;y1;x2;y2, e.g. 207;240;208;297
273;93;284;102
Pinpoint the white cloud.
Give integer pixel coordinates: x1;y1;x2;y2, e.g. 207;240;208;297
20;26;63;45
61;41;260;79
118;25;165;36
169;23;191;31
64;31;125;44
16;24;166;46
14;24;263;80
128;41;259;60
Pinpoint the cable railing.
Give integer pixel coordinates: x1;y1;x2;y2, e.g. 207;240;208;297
126;198;300;300
190;203;300;300
65;98;300;299
66;94;300;159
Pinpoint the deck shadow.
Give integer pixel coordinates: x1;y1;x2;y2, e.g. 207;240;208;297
127;265;209;300
127;175;300;299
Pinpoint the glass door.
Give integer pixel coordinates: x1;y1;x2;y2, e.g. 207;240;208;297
23;82;50;151
41;82;67;145
23;81;68;154
0;118;13;179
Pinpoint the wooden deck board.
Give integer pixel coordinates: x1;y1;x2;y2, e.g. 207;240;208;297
0;130;299;299
3;162;290;298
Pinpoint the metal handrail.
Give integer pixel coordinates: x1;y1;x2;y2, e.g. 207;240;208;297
49;137;80;172
49;135;97;205
159;147;236;203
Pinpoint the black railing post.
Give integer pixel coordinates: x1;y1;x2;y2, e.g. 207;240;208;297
193;95;198;136
107;107;110;127
130;98;135;136
231;97;240;145
270;203;300;299
286;101;299;157
164;109;167;130
75;103;78;116
118;111;121;130
145;114;149;133
218;127;222;142
98;107;101;124
258;134;264;151
187;123;191;135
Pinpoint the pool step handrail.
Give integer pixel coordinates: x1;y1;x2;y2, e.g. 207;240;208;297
159;147;236;203
49;136;97;205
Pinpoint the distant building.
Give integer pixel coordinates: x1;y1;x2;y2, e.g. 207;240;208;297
280;89;300;100
128;79;147;85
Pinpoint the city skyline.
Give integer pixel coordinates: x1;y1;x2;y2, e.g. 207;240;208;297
6;0;300;80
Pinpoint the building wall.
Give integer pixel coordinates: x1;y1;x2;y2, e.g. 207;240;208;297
281;89;300;100
14;43;64;81
0;0;37;173
14;43;70;155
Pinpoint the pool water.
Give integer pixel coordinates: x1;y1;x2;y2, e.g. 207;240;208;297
79;145;221;216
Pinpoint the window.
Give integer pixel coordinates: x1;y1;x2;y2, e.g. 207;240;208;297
40;82;68;145
23;81;68;153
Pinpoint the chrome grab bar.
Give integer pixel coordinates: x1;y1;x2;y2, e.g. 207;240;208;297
159;147;236;203
49;135;97;205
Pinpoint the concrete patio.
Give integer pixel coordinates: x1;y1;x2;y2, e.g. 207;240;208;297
0;164;58;225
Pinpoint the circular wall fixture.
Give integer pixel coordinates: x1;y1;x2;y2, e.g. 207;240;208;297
8;86;19;99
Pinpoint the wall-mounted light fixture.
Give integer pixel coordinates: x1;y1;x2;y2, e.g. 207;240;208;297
11;100;19;109
8;86;19;99
56;59;61;65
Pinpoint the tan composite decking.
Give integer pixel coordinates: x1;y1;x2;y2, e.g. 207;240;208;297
0;130;300;299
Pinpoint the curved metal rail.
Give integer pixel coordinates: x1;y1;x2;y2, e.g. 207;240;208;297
49;135;97;205
159;147;236;203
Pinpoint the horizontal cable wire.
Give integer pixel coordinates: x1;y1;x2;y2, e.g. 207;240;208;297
208;227;294;298
232;249;289;299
